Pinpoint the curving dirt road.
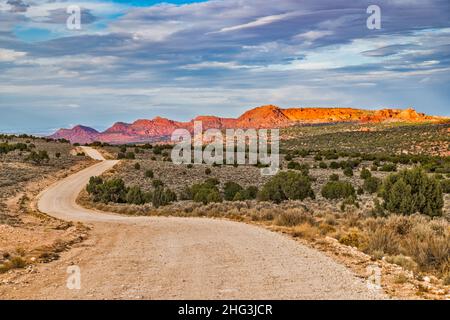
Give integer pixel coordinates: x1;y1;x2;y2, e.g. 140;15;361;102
5;147;385;299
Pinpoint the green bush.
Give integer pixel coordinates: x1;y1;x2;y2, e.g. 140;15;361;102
440;179;450;194
343;167;353;177
125;152;135;159
86;178;127;203
145;169;154;178
224;182;243;201
321;181;356;200
190;182;222;205
242;186;258;200
329;161;339;169
257;171;315;203
151;187;177;208
363;176;381;194
379;163;397;172
26;150;49;164
287;162;309;175
153;146;162;155
152;179;164;188
134;163;141;170
319;161;328;169
329;173;339;181
381;168;443;217
126;186;145;205
360;168;372;180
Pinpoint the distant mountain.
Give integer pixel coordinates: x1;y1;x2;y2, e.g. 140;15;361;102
49;105;443;144
50;125;100;144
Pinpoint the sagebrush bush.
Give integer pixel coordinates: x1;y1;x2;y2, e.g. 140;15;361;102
273;209;313;227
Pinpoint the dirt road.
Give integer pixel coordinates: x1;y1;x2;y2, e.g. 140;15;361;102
2;147;385;299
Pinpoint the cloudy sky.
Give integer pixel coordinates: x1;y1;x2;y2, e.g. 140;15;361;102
0;0;449;134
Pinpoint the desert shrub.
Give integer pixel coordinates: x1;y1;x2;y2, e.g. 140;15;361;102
357;186;364;195
385;255;418;272
55;152;61;158
363;176;381;194
321;181;355;200
188;181;223;205
10;256;27;269
152;146;162;155
339;229;365;248
120;146;127;153
26;150;49;164
370;164;378;171
126;186;145;205
224;181;243;201
242;186;258;200
205;168;212;175
86;177;127;203
125;152;135;159
134;163;141;170
287;161;310;175
257;171;315;203
152;179;164;188
151;187;177;208
193;187;222;205
329;173;339;181
274;209;313;227
343;167;353;177
232;192;245;201
0;142;29;154
296;149;309;157
402;222;449;273
360;168;372;180
379;163;397;172
381;168;443;217
319;161;328;169
86;176;103;195
440;179;450;194
145;169;154;178
284;154;293;161
365;228;398;256
99;178;127;203
314;154;323;161
329;161;339;169
117;152;125;159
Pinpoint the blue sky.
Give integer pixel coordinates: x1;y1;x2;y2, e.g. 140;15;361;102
0;0;449;134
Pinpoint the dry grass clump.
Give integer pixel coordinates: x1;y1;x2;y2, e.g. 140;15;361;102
273;208;314;227
360;214;449;277
291;223;320;240
0;251;28;273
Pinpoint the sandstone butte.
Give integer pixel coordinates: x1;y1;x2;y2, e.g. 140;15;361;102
49;105;447;144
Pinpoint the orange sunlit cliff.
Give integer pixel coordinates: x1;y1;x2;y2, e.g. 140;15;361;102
49;105;445;144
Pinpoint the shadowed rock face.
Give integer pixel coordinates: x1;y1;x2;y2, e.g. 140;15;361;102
49;105;442;144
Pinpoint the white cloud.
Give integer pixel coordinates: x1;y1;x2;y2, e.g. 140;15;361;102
0;48;26;61
216;10;303;33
